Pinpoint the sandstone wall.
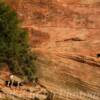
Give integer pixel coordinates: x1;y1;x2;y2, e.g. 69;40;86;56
5;0;100;99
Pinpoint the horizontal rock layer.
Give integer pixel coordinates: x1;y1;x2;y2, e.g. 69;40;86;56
4;0;100;99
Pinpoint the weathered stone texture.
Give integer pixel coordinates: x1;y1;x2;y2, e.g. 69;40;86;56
4;0;100;99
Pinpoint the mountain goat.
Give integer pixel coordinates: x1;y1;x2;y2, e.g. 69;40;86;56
5;74;23;88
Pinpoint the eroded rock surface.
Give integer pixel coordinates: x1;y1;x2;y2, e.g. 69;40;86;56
0;68;53;100
4;0;100;99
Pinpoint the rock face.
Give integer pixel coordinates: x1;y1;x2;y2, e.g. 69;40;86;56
0;66;53;100
4;0;100;99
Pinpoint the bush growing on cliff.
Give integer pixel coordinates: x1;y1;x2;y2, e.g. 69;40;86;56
0;1;37;81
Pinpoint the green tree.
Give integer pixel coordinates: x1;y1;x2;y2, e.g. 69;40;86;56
0;1;37;81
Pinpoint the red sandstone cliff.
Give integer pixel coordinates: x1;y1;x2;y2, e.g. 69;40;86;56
3;0;100;100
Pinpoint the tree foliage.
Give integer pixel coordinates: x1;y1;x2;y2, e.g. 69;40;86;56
0;1;37;81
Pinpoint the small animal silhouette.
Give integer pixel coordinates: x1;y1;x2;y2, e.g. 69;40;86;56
5;74;23;88
96;54;100;58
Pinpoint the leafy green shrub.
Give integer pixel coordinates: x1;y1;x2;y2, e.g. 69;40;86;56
0;1;37;81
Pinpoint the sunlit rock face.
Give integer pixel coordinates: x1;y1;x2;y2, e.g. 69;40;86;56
5;0;100;99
